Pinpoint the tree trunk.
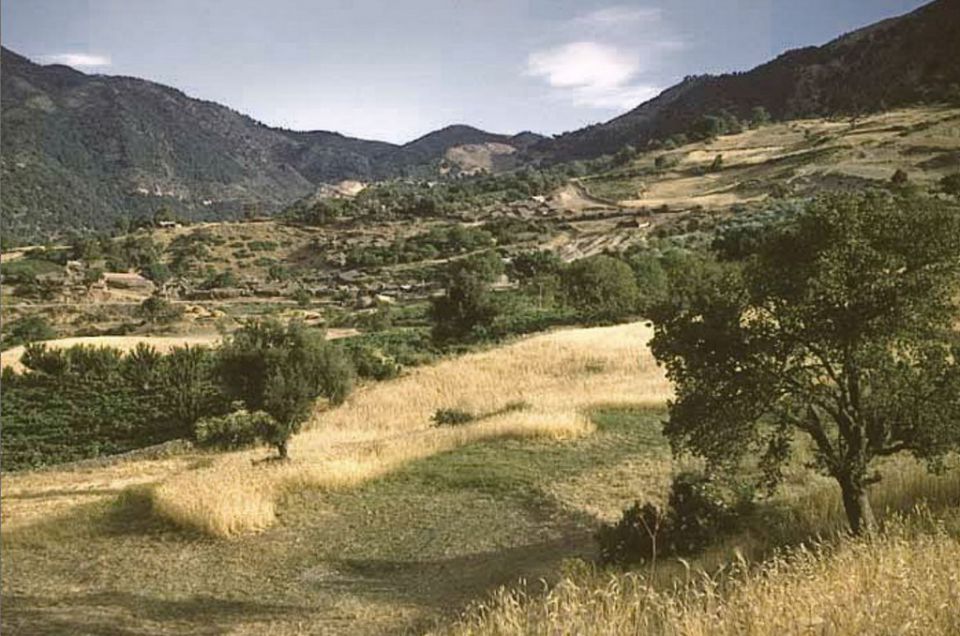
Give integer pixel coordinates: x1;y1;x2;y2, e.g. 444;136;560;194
838;475;876;535
277;439;289;460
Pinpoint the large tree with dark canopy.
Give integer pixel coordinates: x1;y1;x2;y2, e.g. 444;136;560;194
650;193;960;534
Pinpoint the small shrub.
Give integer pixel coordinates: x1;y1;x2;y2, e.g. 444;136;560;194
138;294;183;324
890;168;909;186
2;315;55;349
939;173;960;197
596;502;668;566
292;288;311;307
596;470;753;565
432;408;475;427
349;344;401;381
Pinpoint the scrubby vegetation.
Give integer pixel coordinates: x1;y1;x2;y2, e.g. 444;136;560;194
1;343;226;470
1;320;355;468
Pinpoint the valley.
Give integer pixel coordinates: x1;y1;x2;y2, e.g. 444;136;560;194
3;1;960;634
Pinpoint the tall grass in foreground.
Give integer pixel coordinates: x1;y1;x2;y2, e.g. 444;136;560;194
151;322;672;537
437;456;960;636
442;511;960;636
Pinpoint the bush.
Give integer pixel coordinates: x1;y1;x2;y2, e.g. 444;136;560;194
430;251;503;344
667;471;739;554
348;344;401;381
138;294;183;324
596;471;752;565
1;315;55;349
432;408;475;427
596;502;668;566
194;408;275;450
940;173;960;197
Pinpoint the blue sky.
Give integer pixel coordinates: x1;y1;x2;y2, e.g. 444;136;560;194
1;0;930;143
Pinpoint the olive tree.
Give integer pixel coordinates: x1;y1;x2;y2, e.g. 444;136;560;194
430;251;504;343
562;255;640;323
650;193;960;534
218;320;354;458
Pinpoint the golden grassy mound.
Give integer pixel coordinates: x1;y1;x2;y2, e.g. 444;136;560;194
150;321;672;537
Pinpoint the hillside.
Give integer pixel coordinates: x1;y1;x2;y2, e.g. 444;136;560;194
0;48;525;241
3;322;957;634
533;0;960;162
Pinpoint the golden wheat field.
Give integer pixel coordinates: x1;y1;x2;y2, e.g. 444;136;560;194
442;514;960;636
150;321;672;537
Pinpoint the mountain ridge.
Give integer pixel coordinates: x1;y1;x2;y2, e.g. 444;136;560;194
0;47;527;240
528;0;960;162
3;0;959;240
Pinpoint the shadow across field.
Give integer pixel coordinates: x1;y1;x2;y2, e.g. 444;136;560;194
2;592;302;636
1;406;669;635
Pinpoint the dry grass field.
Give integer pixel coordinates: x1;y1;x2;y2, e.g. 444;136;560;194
443;512;960;636
3;320;958;634
150;321;670;537
1;321;675;634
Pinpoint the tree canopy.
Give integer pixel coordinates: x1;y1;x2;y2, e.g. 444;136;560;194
217;320;354;458
650;193;960;534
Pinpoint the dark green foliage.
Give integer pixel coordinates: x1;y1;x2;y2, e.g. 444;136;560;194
0;257;62;288
217;320;355;457
140;260;171;285
939;173;960;197
667;471;743;554
623;251;669;313
510;250;563;285
194;409;275;451
137;294;183;324
561;255;640;323
1;315;55;350
613;145;638;166
510;250;564;309
432;408;476;427
202;269;239;289
340;327;437;368
430;252;504;344
650;193;960;534
482;217;548;246
596;470;750;565
159;346;225;431
285;170;567;228
596;502;667;566
345;343;402;381
344;224;494;268
750;106;772;127
1;343;227;470
490;303;578;338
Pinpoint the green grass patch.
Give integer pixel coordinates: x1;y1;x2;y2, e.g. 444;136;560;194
2;406;668;635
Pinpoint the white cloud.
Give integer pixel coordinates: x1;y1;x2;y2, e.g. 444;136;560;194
525;5;682;111
527;41;637;90
40;53;112;69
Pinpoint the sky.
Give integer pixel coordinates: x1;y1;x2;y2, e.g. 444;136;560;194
1;0;931;144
